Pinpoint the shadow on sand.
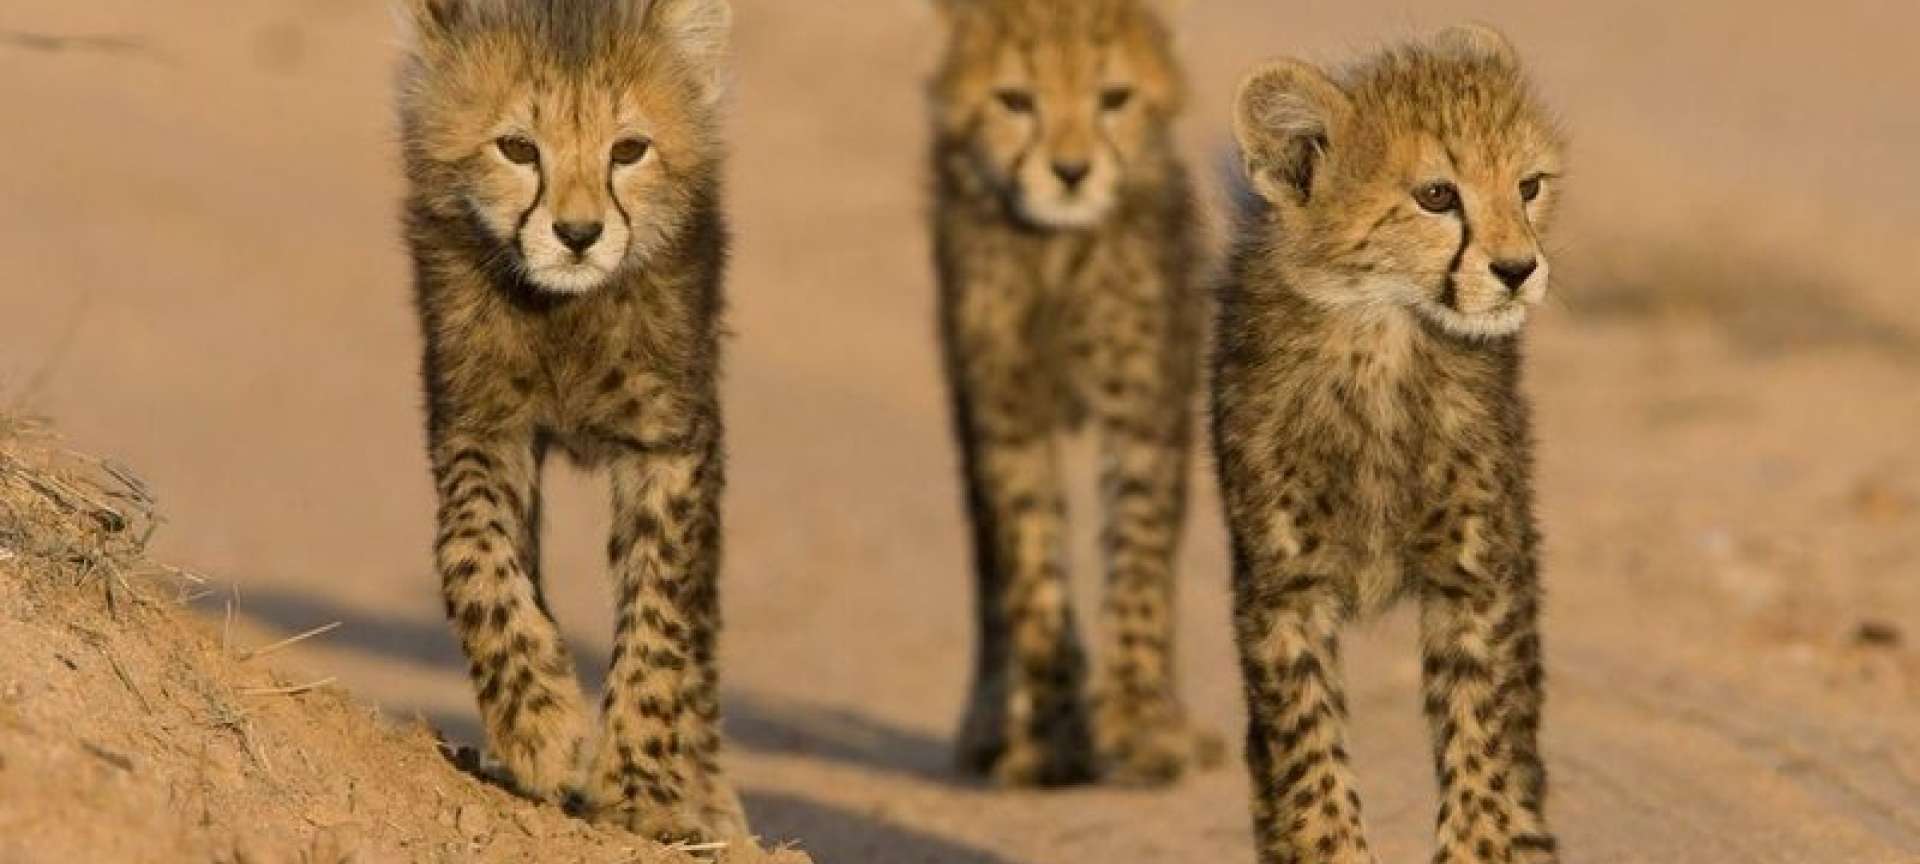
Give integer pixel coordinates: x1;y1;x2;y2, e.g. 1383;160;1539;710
218;587;967;784
219;588;1027;860
746;789;1021;864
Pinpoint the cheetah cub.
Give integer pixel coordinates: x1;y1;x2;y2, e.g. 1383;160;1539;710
397;0;745;843
930;0;1220;787
1213;27;1566;864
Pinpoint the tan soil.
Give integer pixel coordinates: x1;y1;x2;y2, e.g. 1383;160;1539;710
2;0;1918;862
0;423;809;864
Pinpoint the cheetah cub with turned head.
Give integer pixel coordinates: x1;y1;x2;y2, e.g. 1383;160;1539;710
397;0;745;843
930;0;1220;787
1213;26;1566;864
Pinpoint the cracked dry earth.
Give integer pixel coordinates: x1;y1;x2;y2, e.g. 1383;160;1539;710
3;0;1919;862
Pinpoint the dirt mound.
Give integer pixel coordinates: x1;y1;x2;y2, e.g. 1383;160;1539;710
0;417;811;864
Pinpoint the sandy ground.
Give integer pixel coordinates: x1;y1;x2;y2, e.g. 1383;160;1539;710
3;0;1919;861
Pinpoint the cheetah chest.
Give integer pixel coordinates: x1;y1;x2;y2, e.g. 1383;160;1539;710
522;303;694;460
1306;311;1425;611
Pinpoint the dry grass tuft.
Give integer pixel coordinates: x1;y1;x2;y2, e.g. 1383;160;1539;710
2;417;146;579
0;413;203;610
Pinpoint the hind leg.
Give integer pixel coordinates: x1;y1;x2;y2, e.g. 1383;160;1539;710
432;433;587;801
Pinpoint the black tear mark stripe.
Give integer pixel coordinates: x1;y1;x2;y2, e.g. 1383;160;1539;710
513;163;548;255
1437;143;1471;309
1440;210;1472;310
1100;122;1125;174
605;169;631;236
1097;70;1125;174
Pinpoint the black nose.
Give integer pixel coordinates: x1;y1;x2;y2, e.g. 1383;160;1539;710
553;220;603;254
1052;161;1091;191
1490;257;1538;291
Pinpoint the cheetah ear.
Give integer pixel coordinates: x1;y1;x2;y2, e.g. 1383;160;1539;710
1434;23;1518;67
1233;57;1350;206
644;0;733;106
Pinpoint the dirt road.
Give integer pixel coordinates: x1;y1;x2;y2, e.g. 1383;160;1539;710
3;0;1917;861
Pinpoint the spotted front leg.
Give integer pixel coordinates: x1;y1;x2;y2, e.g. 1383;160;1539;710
1421;532;1557;864
582;440;744;843
1236;567;1377;864
943;269;1094;787
954;431;1094;786
1089;418;1220;785
433;435;587;802
1502;598;1555;864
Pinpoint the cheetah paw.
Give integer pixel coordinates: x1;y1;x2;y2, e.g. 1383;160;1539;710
956;693;1096;786
584;798;719;846
1091;693;1225;786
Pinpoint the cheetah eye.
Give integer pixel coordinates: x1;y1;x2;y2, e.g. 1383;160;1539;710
495;135;539;166
995;89;1035;114
1413;181;1460;213
1519;174;1544;203
1099;86;1134;112
610;137;652;166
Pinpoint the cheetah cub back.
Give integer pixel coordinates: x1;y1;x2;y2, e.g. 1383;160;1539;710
1213;26;1566;864
397;0;744;844
929;0;1221;788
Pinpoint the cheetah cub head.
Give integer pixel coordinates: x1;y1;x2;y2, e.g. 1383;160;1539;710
399;0;730;294
931;0;1186;230
1234;25;1566;339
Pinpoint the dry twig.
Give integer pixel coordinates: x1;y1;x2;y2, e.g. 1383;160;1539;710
240;677;337;698
240;621;343;662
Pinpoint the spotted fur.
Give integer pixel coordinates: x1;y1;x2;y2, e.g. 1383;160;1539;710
930;0;1221;788
396;0;745;843
1214;26;1566;863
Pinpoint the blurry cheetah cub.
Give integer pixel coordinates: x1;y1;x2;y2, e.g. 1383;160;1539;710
1213;26;1566;864
930;0;1220;787
397;0;744;844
